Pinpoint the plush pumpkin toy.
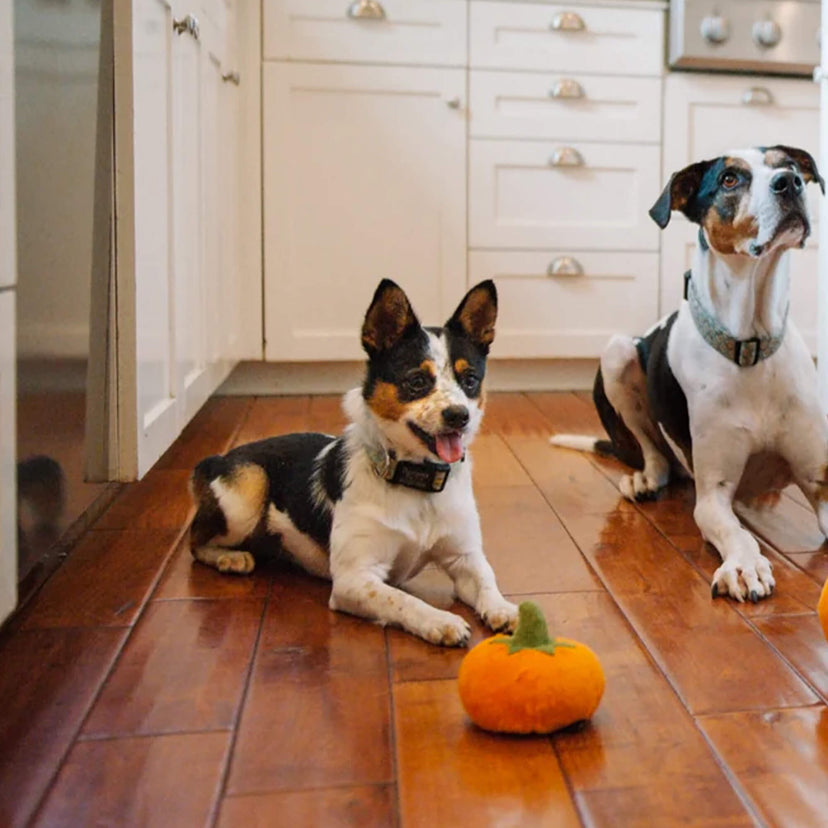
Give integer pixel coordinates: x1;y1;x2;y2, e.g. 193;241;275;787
819;578;828;642
458;601;605;734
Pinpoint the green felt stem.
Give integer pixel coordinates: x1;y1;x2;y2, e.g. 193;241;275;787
490;601;576;656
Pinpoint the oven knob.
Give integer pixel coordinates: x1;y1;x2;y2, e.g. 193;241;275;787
700;15;730;45
752;19;782;49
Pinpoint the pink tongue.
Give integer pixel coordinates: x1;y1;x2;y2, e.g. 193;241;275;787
435;433;464;464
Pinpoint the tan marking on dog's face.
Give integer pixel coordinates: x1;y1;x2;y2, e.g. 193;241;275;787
454;358;470;375
366;380;409;421
703;209;759;255
724;156;751;172
419;360;436;378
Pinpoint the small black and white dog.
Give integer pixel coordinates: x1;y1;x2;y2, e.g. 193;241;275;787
190;280;517;645
553;145;828;603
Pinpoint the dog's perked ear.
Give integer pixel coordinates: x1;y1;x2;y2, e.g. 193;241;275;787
763;145;826;194
361;279;421;356
445;280;498;354
649;159;717;229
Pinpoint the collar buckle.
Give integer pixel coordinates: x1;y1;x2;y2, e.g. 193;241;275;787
734;337;761;367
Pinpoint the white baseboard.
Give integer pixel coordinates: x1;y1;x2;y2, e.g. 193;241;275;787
217;359;598;396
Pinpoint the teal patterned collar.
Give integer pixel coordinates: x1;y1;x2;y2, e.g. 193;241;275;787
684;271;788;368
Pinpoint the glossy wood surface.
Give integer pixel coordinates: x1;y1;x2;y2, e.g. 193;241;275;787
1;392;826;826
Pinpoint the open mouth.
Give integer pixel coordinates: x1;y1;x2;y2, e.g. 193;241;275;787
407;422;465;464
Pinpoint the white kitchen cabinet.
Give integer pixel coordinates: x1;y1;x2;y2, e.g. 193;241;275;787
469;140;662;251
113;0;242;478
263;62;466;361
263;0;467;67
660;73;820;350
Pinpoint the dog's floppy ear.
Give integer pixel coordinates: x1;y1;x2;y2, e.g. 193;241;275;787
361;279;420;356
446;280;498;354
764;145;826;194
649;159;717;229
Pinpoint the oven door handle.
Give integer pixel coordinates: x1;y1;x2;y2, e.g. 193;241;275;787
741;87;774;106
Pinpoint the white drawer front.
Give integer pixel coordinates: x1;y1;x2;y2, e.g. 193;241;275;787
470;141;662;251
264;0;467;66
659;221;818;355
470;250;659;357
470;70;661;143
470;2;664;75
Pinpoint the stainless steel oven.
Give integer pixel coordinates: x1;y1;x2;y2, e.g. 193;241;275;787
669;0;820;76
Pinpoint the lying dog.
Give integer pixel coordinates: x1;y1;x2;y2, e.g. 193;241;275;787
189;280;518;645
552;145;828;603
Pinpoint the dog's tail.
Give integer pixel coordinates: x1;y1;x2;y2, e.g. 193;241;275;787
549;434;614;456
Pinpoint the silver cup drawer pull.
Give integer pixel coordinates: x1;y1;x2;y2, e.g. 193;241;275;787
549;147;584;167
550;79;584;99
551;11;586;32
742;87;774;106
173;14;200;40
547;257;584;277
347;0;386;20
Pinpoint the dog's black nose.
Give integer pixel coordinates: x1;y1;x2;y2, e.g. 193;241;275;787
770;170;804;196
442;405;469;430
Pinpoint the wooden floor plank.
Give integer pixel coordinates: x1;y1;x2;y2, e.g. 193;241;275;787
308;394;349;433
231;396;311;446
786;551;828;585
0;628;127;828
394;679;582;828
81;599;264;738
480;393;552;435
154;396;253;471
227;572;393;794
738;497;827;556
471;433;535;488
153;534;272;601
533;592;755;827
562;509;819;714
699;707;828;828
217;786;396;828
33;732;230;828
19;529;181;629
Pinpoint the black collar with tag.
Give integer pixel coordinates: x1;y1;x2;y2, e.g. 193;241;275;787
367;446;458;493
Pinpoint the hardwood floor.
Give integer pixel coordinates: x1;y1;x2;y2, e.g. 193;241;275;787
1;392;827;827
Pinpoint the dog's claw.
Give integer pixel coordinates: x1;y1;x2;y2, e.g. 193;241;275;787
749;590;759;604
711;583;719;599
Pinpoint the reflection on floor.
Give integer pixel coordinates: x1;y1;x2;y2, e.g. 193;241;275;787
16;367;111;588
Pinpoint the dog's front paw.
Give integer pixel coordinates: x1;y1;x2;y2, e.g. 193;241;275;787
216;551;256;575
619;470;664;502
422;611;471;647
480;599;519;633
711;553;775;603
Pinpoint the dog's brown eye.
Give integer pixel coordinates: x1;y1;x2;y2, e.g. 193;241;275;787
721;172;739;189
404;371;433;396
459;373;480;395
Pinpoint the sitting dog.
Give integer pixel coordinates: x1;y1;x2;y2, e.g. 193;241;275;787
552;145;828;603
189;279;518;645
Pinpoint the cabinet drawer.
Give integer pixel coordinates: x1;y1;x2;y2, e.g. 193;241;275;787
469;2;664;75
263;0;466;66
470;250;659;357
469;140;661;251
470;70;661;143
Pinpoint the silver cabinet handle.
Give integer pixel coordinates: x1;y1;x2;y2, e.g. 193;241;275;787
173;14;200;40
222;71;241;85
551;12;585;32
347;0;386;20
550;79;584;99
549;147;584;167
742;87;774;106
547;257;584;277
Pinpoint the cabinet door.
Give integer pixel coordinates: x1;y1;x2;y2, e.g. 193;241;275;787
660;74;820;351
113;1;237;478
264;63;466;361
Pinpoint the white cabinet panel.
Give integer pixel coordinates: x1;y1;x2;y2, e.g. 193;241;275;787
0;0;14;291
470;70;662;143
264;63;466;361
0;292;15;624
264;0;466;66
470;250;659;357
470;140;661;251
470;2;664;75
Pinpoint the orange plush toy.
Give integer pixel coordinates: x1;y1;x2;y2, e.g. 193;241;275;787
819;578;828;642
458;601;605;734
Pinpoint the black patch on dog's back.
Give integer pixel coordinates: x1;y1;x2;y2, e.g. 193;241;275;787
319;437;348;503
592;368;645;470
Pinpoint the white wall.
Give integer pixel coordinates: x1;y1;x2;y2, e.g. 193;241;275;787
14;0;100;359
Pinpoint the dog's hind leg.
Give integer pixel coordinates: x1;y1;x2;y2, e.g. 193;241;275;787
600;335;671;500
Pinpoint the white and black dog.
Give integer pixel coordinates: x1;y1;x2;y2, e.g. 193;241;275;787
552;145;828;603
189;280;518;645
